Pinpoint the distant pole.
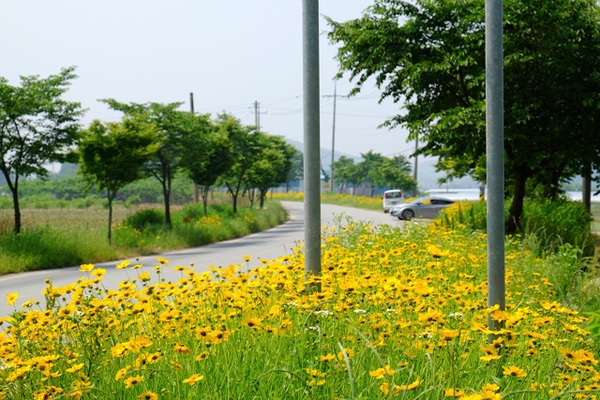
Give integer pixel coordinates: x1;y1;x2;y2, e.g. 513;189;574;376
330;81;337;192
303;0;321;283
486;0;505;338
190;92;199;203
254;100;260;132
413;133;419;197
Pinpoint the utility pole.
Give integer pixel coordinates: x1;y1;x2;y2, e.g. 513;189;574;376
413;133;419;197
190;92;199;203
330;81;337;191
303;0;321;284
324;81;345;192
254;100;260;132
486;0;505;340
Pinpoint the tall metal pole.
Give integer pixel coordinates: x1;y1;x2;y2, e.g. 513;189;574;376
303;0;321;282
190;92;199;203
485;0;505;338
254;100;260;132
330;81;337;192
413;133;419;197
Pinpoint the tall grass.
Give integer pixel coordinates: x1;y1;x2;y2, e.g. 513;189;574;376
437;198;594;256
0;200;286;275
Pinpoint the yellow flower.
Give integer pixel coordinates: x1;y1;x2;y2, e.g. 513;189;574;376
439;329;460;341
183;373;204;386
195;351;209;361
156;256;169;265
115;366;130;381
65;363;84;373
116;260;130;269
369;365;395;379
444;388;466;397
137;392;158;400
502;365;527;378
243;255;252;262
138;272;151;282
124;375;144;388
6;292;18;306
79;263;94;272
174;343;190;354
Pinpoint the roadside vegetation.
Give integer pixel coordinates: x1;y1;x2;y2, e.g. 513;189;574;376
0;191;286;275
2;198;600;399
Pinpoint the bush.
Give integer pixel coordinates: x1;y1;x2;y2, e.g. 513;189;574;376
436;198;594;257
123;209;165;231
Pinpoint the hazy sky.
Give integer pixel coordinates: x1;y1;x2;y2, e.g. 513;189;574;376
2;0;413;163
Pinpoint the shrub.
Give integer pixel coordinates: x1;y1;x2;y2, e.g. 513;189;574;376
123;209;165;231
436;198;594;257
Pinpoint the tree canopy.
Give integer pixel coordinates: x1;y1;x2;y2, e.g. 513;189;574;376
327;0;600;231
0;67;83;233
78;117;157;243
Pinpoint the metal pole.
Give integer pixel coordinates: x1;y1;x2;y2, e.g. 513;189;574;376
413;133;418;197
330;81;337;192
485;0;505;338
190;92;199;203
303;0;321;282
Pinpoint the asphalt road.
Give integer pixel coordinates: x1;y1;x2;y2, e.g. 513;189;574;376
0;201;403;317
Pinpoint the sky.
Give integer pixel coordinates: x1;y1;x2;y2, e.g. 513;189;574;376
1;0;415;164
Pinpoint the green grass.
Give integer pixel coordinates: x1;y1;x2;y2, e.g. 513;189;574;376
0;199;286;275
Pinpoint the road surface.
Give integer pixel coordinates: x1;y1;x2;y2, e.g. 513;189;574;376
0;201;403;317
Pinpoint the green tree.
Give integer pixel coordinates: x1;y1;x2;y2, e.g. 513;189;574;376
286;150;304;192
101;100;187;229
0;67;83;233
356;151;415;196
216;115;259;215
327;0;600;232
332;156;360;193
179;113;233;216
245;133;298;208
78;118;156;244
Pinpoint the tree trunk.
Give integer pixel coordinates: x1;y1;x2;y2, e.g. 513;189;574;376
11;182;21;235
259;188;268;209
0;169;21;234
542;169;562;200
506;165;528;234
107;195;113;245
582;172;592;213
162;176;172;229
201;185;210;217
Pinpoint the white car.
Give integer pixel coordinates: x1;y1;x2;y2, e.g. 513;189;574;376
390;196;454;220
383;190;404;213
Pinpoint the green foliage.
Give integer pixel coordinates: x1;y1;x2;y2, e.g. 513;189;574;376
327;0;600;229
123;209;165;231
0;200;286;274
437;198;594;257
0;227;117;274
521;199;594;256
0;66;83;233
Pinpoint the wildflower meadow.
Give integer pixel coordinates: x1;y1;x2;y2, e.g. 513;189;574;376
1;206;599;399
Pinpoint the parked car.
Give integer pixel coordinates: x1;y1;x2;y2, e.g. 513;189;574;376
390;196;454;220
383;190;404;213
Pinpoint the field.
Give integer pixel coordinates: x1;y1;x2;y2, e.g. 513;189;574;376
0;196;599;399
0;198;287;275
